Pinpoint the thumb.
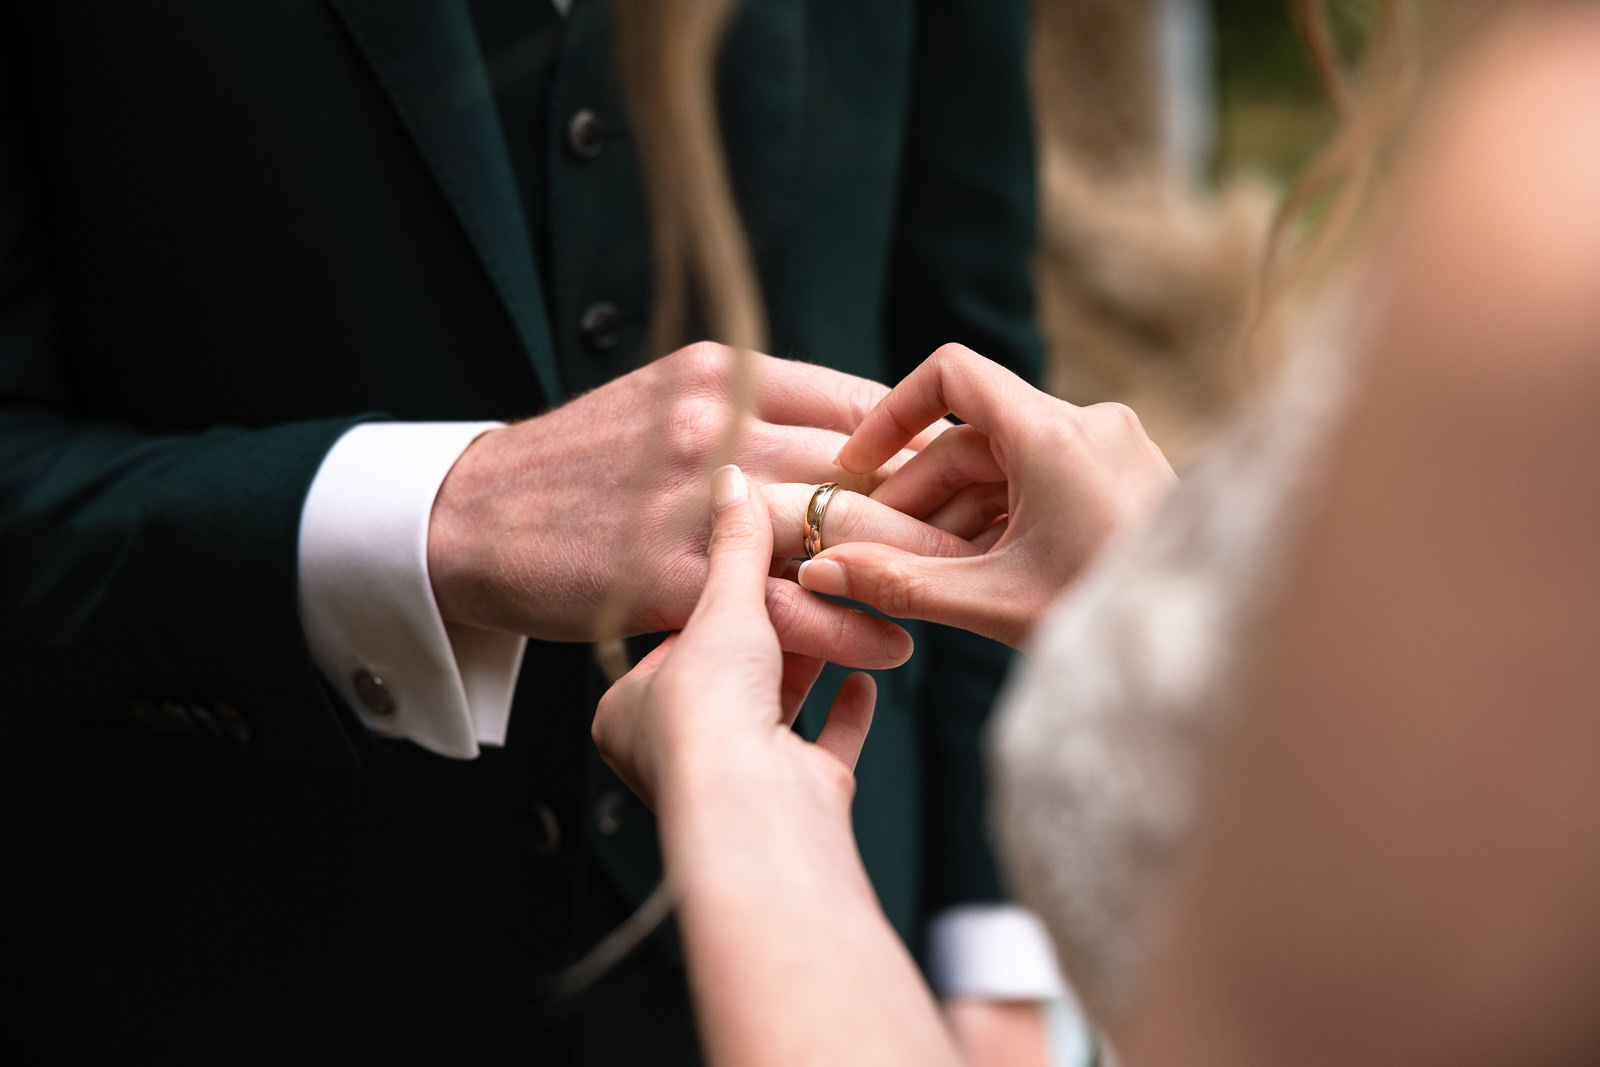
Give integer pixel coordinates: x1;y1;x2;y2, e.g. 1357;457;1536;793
685;463;779;637
797;542;1025;648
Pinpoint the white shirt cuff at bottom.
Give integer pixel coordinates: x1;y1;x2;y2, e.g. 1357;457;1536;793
298;421;525;759
926;904;1066;1000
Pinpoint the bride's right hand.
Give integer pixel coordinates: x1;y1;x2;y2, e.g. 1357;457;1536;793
798;343;1177;648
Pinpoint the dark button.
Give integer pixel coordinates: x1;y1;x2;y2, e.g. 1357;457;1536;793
594;788;632;837
187;702;223;740
162;700;198;737
214;702;254;744
578;301;622;352
131;699;171;734
565;108;605;161
353;669;397;718
529;801;562;857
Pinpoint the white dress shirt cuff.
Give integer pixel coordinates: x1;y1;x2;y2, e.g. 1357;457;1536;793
298;421;525;759
926;904;1066;1000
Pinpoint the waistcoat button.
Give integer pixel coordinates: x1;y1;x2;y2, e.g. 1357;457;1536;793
565;108;604;161
578;301;622;352
529;801;562;857
214;702;254;744
593;788;631;837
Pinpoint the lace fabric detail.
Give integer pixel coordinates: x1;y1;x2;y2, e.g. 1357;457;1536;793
989;281;1379;1019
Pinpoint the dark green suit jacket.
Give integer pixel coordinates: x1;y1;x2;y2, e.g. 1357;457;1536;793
0;1;1039;1061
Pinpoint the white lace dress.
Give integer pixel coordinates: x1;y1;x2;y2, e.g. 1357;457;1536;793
989;290;1374;1019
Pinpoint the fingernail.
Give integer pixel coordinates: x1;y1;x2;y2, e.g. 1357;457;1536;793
798;558;848;597
711;464;747;512
885;627;914;664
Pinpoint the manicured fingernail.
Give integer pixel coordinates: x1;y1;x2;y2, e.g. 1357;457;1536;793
798;558;848;597
885;627;914;664
711;464;747;512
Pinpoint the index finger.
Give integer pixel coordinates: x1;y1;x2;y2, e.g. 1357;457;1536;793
750;352;948;451
834;343;1046;475
752;352;887;433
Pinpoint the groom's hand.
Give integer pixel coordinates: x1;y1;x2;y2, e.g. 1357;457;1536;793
425;341;964;667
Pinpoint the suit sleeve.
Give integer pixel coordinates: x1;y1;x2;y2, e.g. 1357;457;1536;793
0;35;367;767
886;0;1044;917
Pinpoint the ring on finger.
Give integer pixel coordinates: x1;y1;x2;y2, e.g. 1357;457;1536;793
803;482;842;559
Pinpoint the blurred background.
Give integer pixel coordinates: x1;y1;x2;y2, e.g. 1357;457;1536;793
1031;0;1362;472
1213;0;1341;181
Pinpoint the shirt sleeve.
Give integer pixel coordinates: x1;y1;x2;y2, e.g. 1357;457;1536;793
925;904;1066;1000
297;421;526;759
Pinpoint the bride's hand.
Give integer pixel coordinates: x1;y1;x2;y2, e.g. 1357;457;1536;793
799;343;1177;648
595;466;965;1067
592;464;877;815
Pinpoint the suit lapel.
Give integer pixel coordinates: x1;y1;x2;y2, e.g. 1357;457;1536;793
326;0;565;405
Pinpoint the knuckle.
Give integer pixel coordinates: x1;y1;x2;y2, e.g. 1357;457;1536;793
886;404;926;446
765;577;802;625
674;341;733;391
1086;401;1145;435
831;601;864;655
710;512;767;556
846;378;887;424
816;754;858;797
875;559;927;620
1037;405;1089;451
769;580;836;649
929;341;974;369
662;397;725;463
932;343;985;392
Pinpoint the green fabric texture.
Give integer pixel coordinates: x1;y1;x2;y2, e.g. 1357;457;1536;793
0;1;1041;1061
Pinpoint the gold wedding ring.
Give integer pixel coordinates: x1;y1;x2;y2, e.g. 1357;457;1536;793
803;482;842;559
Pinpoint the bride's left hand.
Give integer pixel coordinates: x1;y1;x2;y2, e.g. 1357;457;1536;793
592;463;877;818
595;465;965;1067
799;344;1177;648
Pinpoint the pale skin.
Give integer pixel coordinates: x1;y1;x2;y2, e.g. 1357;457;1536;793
594;6;1600;1064
425;341;1051;1060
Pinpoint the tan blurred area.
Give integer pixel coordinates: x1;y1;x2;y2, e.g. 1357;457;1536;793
1030;0;1283;468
